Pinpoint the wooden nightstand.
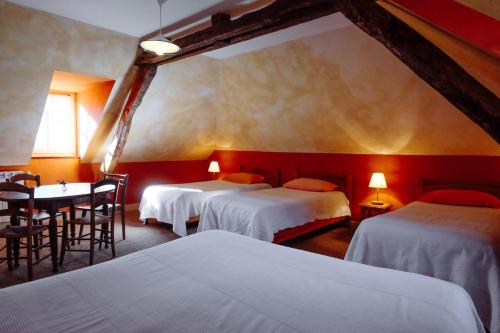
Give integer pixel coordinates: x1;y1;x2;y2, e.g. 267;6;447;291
359;202;393;220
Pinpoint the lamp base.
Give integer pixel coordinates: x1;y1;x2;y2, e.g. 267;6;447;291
371;200;384;205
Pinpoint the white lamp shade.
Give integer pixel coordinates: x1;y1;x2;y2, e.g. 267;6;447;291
369;172;387;189
208;161;220;173
139;35;181;56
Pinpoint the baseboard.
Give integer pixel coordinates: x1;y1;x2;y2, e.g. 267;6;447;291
125;203;139;212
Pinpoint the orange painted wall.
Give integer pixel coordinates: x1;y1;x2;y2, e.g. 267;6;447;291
77;81;114;122
0;157;100;185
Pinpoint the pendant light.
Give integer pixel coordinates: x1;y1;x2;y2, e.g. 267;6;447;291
140;0;181;56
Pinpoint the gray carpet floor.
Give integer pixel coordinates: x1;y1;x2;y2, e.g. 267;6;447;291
0;210;354;288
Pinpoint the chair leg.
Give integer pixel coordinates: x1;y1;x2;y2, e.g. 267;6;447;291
103;223;109;249
59;219;68;265
27;235;33;281
33;233;40;261
32;219;41;261
78;210;87;245
89;224;95;266
111;220;116;258
121;208;126;241
6;239;13;271
78;225;84;245
11;216;20;268
14;239;19;267
70;224;75;246
98;226;104;250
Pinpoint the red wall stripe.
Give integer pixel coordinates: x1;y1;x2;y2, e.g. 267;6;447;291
114;160;209;203
390;0;500;57
111;151;499;221
209;150;500;220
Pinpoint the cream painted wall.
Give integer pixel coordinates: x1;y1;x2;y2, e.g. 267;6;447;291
213;26;500;156
121;56;220;161
122;23;499;161
0;1;138;165
1;1;498;166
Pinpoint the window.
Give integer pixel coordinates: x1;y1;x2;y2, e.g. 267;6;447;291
33;93;77;156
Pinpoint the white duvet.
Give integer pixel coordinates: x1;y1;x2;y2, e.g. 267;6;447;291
139;180;271;236
345;201;499;333
0;231;484;333
198;187;351;242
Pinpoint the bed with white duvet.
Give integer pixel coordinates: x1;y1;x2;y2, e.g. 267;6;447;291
140;180;271;236
198;186;351;242
345;200;499;333
0;231;485;333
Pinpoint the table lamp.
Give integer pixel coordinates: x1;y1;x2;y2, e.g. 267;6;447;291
369;172;387;205
208;161;220;180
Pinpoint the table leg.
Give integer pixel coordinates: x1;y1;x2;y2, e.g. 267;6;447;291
10;215;20;267
48;210;59;273
70;205;76;245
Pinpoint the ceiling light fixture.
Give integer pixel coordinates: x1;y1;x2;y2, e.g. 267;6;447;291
139;0;181;56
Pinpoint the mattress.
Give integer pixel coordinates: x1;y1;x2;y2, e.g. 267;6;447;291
139;180;271;236
0;230;484;333
345;201;499;333
198;187;351;242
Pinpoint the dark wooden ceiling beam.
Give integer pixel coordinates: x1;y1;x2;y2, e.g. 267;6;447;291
137;0;339;65
335;0;500;142
107;65;158;172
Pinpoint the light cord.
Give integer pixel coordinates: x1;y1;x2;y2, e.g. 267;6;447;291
157;0;168;36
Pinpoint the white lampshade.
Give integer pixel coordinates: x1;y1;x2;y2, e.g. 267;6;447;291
369;172;387;189
208;161;220;173
139;35;181;56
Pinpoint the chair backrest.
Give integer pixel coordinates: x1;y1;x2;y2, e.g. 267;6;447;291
0;182;34;229
9;173;41;187
104;173;128;206
90;178;119;220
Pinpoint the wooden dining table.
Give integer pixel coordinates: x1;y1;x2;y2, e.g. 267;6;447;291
0;182;114;272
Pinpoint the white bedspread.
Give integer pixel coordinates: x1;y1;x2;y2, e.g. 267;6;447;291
139;180;271;236
198;187;351;242
0;231;484;333
345;201;500;333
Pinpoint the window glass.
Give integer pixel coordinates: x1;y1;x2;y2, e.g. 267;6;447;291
33;93;76;156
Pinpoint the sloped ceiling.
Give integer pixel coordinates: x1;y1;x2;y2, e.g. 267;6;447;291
121;56;220;161
0;1;138;165
0;0;498;166
120;23;499;161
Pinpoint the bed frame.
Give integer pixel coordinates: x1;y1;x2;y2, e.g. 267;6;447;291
272;172;353;244
416;179;500;198
239;166;282;188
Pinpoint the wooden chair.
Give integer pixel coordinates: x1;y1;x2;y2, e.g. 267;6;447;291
59;178;119;266
9;173;67;259
77;173;128;241
9;173;67;224
0;182;49;281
